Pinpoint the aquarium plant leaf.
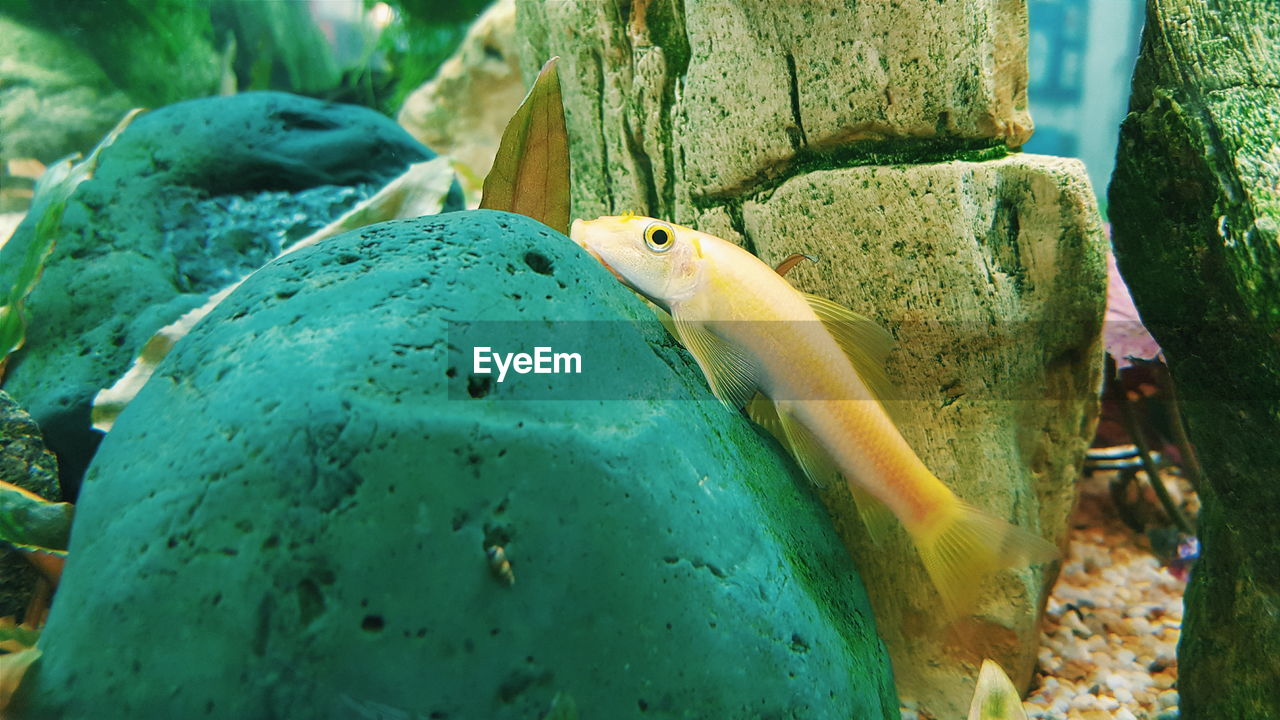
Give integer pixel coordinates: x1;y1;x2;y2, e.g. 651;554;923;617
480;57;570;236
0;619;42;652
0;109;144;383
0;480;73;553
967;658;1029;720
0;645;41;711
92;157;457;432
1103;249;1162;368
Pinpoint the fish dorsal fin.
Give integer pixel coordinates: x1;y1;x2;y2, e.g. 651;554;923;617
774;253;817;278
670;312;761;410
802;292;903;414
759;395;895;545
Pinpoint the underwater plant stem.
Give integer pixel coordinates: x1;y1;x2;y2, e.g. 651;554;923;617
1108;360;1194;534
1154;363;1204;493
1108;472;1147;533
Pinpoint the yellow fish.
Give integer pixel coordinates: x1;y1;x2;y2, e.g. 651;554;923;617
570;214;1058;615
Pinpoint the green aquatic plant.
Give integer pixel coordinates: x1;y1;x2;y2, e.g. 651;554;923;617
966;659;1029;720
0;479;64;712
369;0;495;113
0;109;142;383
0;479;70;586
480;56;570;236
0;619;42;712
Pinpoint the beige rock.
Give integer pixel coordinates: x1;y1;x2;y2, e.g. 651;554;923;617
739;154;1105;717
518;0;1033;207
397;0;524;204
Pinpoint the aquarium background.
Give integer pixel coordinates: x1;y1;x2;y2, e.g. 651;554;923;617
1025;0;1145;213
4;0;1274;719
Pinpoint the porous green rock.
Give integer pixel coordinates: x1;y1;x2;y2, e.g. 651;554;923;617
12;211;897;719
1109;1;1280;717
0;92;460;497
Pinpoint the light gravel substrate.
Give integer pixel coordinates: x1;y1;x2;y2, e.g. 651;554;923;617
903;470;1192;720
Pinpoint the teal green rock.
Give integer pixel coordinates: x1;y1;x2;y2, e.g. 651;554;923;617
0;92;461;497
12;211;897;719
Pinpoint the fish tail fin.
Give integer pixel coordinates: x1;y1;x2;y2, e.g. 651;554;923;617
912;500;1060;618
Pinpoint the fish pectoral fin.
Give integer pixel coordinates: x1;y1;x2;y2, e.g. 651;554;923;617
802;292;905;420
671;314;761;410
650;304;680;343
773;404;841;489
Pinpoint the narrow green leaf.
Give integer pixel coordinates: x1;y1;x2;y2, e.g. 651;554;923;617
1;108;144;382
0;625;41;649
480;56;571;236
0;646;42;711
0;480;73;553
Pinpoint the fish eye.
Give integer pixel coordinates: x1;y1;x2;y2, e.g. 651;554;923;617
644;222;675;253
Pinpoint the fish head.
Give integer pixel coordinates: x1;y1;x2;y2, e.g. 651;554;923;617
569;214;704;308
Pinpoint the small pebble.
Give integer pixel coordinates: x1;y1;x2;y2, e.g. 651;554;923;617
1105;672;1130;691
1159;690;1180;709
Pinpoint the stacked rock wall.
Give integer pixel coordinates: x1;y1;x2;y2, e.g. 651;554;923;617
518;1;1107;715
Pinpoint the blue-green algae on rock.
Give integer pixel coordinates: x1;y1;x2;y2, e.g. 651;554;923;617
0;91;462;497
13;211;897;719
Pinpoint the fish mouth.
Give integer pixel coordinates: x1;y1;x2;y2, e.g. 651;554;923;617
570;219;626;282
585;247;627;283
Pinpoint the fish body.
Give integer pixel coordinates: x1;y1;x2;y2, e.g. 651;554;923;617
657;232;946;528
570;214;1058;615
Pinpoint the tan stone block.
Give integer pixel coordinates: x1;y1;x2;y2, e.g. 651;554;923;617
518;0;1033;207
398;0;525;203
740;153;1106;718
